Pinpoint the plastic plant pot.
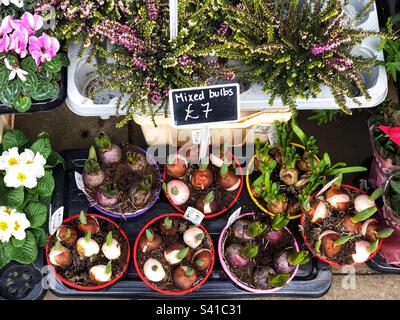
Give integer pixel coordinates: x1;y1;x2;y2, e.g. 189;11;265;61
382;174;400;231
218;212;300;293
300;185;383;268
162;146;244;219
133;213;215;295
45;213;130;291
246;143;320;220
84;146;162;219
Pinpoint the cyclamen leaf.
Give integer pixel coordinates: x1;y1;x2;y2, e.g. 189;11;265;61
3;81;21;103
0;67;10;86
44;57;61;73
21;57;38;73
17;72;38;94
12;96;32;113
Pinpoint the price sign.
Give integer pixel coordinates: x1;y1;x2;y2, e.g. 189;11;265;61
169;83;240;127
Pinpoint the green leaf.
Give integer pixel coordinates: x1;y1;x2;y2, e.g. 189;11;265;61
25;202;48;228
35;171;55;197
334;234;352;247
240;244;259;258
247;221;267;237
48;81;60;100
288;251;310;265
268;273;290;288
31;228;47;247
376;228;394;239
163;217;173;229
11;95;32;113
0;245;10;269
369;188;383;201
177;247;189;260
271;213;290;231
0;67;10;86
2;129;29;150
21;57;38;73
4;231;38;264
57;53;70;67
315;239;321;253
367;240;379;254
17;72;38;94
145;229;154;241
31;80;54;101
351;206;377;223
6;187;24;208
106;231;113;246
31;137;51;159
44;57;61;73
45;151;65;169
3;81;21;102
11;236;26;248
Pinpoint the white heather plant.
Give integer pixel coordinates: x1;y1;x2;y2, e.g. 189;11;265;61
0;129;64;267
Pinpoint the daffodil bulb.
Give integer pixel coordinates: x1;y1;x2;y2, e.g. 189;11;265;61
89;264;112;283
101;232;121;260
77;235;100;257
143;258;166;282
183;227;205;249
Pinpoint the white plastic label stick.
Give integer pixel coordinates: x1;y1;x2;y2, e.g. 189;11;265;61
169;0;178;41
316;176;340;197
75;171;87;194
227;207;242;228
49;206;64;235
198;126;210;163
184;207;205;226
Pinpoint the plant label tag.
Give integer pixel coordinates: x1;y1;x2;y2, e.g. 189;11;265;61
267;125;278;146
316;176;340;197
192;130;202;144
198;126;210;163
226;207;242;228
49;206;64;235
169;0;178;40
74;171;87;194
183;207;205;226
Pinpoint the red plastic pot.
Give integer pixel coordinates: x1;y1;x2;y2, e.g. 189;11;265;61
162;147;244;219
300;184;382;268
45;213;131;291
133;213;215;295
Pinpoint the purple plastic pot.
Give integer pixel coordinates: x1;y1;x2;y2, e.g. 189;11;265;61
85;146;162;219
218;212;299;293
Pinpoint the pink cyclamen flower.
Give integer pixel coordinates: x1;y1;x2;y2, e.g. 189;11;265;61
379;125;400;147
28;33;60;66
0;32;10;52
1;16;14;34
9;30;28;58
18;12;43;35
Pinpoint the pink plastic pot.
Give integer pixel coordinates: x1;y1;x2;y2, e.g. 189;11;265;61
218;212;299;293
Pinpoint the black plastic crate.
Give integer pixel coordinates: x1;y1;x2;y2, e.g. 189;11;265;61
47;149;332;299
0;251;45;300
367;253;400;274
0;67;67;115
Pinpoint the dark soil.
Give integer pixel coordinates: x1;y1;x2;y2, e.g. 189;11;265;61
85;145;160;216
48;217;129;287
164;160;240;215
137;217;213;292
302;187;383;266
249;146;308;217
221;214;297;290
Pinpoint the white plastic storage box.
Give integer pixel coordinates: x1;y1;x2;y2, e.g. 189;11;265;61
66;0;387;119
